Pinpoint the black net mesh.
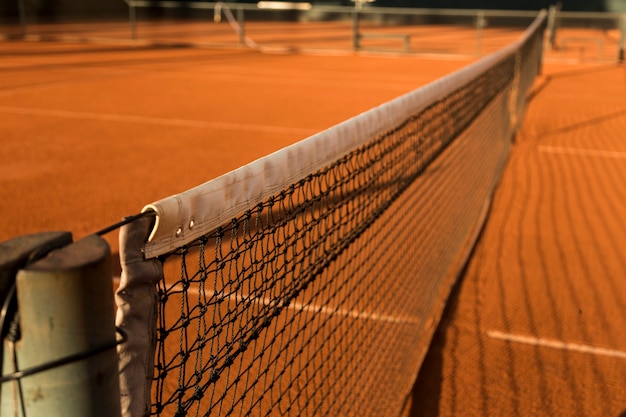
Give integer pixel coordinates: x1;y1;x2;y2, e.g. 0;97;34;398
147;19;544;417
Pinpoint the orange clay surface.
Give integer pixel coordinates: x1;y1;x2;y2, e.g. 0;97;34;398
2;23;626;417
0;38;473;256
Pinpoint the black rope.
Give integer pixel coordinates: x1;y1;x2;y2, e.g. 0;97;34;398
95;210;156;237
0;327;128;384
8;317;27;417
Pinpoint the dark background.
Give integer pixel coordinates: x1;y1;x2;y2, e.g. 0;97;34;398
330;0;604;10
0;0;612;22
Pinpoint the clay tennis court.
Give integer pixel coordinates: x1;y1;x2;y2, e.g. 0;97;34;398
0;37;474;254
2;16;626;417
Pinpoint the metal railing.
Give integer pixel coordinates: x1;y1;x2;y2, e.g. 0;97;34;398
8;1;626;61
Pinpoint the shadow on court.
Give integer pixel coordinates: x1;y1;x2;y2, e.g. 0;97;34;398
406;59;626;417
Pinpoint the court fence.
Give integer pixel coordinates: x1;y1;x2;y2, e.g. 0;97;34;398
0;9;547;417
5;2;625;60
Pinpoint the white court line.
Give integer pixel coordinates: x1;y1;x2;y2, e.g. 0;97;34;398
487;330;626;359
172;284;419;325
0;106;317;135
538;145;626;159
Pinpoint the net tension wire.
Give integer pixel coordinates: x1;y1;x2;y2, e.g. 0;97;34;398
95;210;157;237
0;328;128;385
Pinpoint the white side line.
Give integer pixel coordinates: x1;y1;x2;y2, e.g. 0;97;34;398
167;283;419;325
487;330;626;359
0;106;317;135
538;145;626;159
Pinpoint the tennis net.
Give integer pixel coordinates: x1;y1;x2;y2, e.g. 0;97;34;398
115;10;546;417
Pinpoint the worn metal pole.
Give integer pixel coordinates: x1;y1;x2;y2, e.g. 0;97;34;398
619;14;626;63
352;2;361;51
129;1;137;40
237;6;245;47
547;5;557;50
1;235;120;417
17;0;27;38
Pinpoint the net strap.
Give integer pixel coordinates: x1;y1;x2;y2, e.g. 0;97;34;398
115;216;163;417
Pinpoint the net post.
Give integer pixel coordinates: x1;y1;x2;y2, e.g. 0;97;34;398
128;0;137;40
547;4;558;50
352;9;360;51
533;11;543;75
237;6;246;47
351;0;366;51
0;235;121;417
17;0;26;38
618;14;626;63
476;10;486;56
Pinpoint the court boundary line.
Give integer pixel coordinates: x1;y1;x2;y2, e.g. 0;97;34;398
0;33;484;61
0;105;317;135
538;145;626;159
487;330;626;359
165;283;420;325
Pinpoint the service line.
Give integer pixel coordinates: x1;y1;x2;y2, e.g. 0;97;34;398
162;283;420;325
0;105;317;135
538;145;626;159
487;330;626;359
